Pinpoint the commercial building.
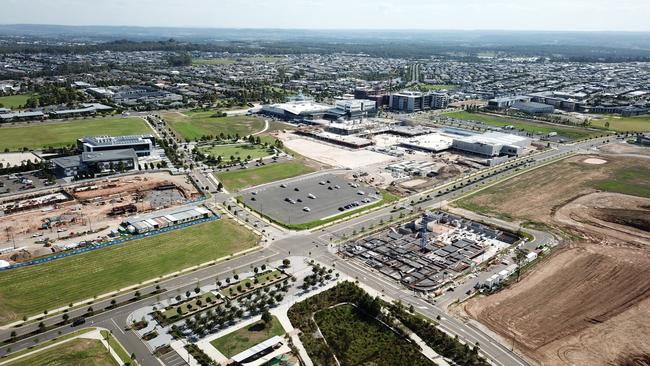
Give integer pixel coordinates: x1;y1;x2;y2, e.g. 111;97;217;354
325;99;377;120
399;133;454;153
487;96;531;110
260;98;332;121
0;111;44;123
389;91;449;112
50;149;139;178
452;132;531;157
121;206;212;234
77;135;155;157
512;101;555;115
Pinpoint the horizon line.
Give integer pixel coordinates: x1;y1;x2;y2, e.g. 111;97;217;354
1;23;650;33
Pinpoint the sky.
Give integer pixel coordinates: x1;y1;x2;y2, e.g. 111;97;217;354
1;0;649;31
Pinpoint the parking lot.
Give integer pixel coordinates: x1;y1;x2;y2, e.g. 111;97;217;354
0;171;53;195
241;173;381;225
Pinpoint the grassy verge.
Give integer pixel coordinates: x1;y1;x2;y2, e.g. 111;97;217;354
100;330;132;365
209;316;284;358
4;338;117;366
590;115;650;132
0;219;259;325
443;111;601;140
0;117;151;151
215;160;315;192
0;328;95;362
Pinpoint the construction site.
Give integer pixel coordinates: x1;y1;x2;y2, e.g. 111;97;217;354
276;118;541;196
0;172;201;265
455;153;650;366
341;211;519;292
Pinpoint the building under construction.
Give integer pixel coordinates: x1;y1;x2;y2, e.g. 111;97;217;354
342;211;519;292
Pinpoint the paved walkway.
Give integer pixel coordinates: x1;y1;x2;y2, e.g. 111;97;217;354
170;340;199;366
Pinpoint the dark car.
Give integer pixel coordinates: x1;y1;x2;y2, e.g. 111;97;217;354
71;317;86;327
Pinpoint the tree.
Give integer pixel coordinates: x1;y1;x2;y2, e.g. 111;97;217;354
282;258;291;267
261;310;273;330
514;248;528;282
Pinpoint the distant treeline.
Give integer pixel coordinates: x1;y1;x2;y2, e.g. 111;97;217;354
2;38;650;62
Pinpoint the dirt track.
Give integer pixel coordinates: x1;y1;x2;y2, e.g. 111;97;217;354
459;154;650;365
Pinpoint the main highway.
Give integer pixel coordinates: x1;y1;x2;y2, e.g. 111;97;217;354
0;135;617;366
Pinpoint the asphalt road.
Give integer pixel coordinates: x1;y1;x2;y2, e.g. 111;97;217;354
0;135;617;366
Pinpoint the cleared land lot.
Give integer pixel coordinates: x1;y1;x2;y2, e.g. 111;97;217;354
199;144;274;161
161;111;265;141
0;94;36;109
443;111;602;140
0;117;151;151
210;316;284;358
6;338;118;366
591;115;650;132
282;137;395;169
456;154;650;365
0;219;259;325
215;160;316;192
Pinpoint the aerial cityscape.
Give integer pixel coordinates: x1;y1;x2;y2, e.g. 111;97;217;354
0;1;649;366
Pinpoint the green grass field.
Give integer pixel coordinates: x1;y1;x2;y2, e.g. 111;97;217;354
0;117;151;151
162;111;265;141
200;144;274;161
592;166;650;197
215;161;315;192
0;94;36;109
0;219;259;325
6;338;118;366
590;115;650;132
314;304;432;366
443;111;601;140
210;316;284;358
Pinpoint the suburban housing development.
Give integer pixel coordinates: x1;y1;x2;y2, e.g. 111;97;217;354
0;11;649;366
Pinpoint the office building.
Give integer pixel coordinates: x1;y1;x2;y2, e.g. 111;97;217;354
50;149;139;178
77;135;155;157
389;91;449;112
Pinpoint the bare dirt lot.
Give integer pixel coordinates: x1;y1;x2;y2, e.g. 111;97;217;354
456;155;650;365
0;172;199;263
281;135;396;169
